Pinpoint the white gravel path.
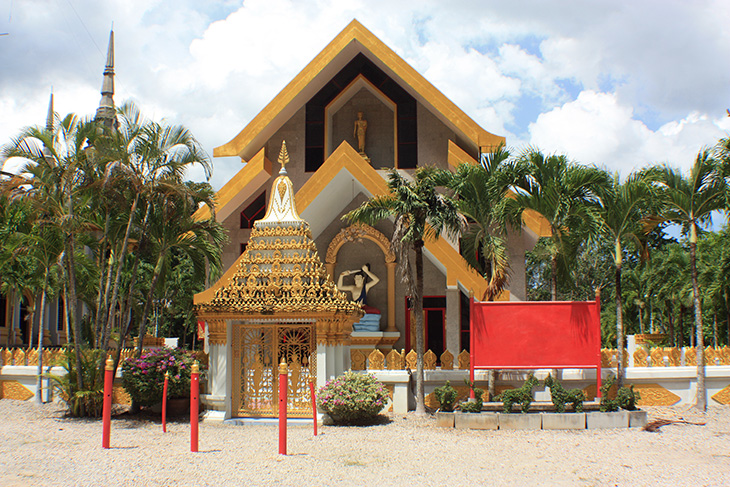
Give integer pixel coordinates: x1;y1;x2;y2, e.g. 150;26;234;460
0;400;728;486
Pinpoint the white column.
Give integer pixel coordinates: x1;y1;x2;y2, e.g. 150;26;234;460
445;286;461;356
317;343;328;388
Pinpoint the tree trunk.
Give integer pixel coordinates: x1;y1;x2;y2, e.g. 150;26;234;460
64;191;83;391
615;255;625;387
92;212;111;348
413;240;426;416
135;252;166;359
35;270;49;404
678;305;684;348
666;300;675;347
550;253;557;301
713;312;718;349
689;227;706;411
102;194;141;351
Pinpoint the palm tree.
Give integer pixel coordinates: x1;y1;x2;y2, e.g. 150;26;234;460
98;102;213;353
435;145;522;300
651;151;727;411
595;172;653;386
2;113;96;389
344;167;464;415
133;181;226;358
508;149;608;300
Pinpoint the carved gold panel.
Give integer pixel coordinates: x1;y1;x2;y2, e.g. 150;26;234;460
233;322;316;418
711;385;730;405
634;383;680;406
0;380;34;401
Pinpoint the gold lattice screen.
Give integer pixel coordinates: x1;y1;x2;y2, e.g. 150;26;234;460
233;322;316;417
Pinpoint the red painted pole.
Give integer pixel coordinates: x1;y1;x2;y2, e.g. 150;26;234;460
190;360;199;453
278;360;288;455
102;355;113;449
469;294;475;399
309;376;317;437
162;371;169;433
595;289;603;399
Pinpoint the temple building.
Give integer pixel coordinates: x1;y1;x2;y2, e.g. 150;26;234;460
194;20;549;418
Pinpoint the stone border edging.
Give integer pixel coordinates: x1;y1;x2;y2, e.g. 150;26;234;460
436;411;647;430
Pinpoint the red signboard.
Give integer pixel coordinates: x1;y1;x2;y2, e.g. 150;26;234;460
470;297;602;394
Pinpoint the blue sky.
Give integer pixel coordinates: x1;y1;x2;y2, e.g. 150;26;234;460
1;0;729;195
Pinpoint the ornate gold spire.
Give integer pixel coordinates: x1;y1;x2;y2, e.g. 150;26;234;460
195;141;362;319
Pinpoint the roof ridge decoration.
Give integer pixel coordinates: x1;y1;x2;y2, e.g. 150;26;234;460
196;142;362;318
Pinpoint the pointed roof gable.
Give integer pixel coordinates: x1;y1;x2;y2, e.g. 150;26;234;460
215;19;504;162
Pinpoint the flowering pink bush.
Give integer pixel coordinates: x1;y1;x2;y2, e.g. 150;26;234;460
121;348;203;407
316;371;389;424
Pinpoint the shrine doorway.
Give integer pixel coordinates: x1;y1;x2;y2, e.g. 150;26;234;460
232;322;316;418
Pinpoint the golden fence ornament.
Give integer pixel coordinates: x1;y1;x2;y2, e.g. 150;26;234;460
423;350;437;370
350;349;366;370
685;348;697;366
386;349;403;370
26;349;38;366
405;350;417;369
719;345;730;365
633;348;648;367
12;348;26;366
440;350;454;370
650;347;665;367
457;350;470;370
705;347;719;366
368;349;385;370
1;348;11;365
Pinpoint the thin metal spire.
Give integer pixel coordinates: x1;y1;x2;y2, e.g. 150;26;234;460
94;29;117;129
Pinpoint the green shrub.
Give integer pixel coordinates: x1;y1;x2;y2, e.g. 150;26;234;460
497;374;538;413
617;384;641;411
45;346;105;417
434;381;458;412
459;379;484;413
121;347;202;408
545;374;585;413
599;374;619;412
316;371;388;425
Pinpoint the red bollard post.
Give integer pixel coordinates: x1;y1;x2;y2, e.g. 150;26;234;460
162;371;169;433
278;360;288;455
190;360;199;453
102;355;113;449
308;376;317;437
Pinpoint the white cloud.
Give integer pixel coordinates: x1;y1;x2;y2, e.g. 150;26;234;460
1;0;729;191
529;91;730;175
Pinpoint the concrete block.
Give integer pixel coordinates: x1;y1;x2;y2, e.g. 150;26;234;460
454;412;499;430
541;413;586;430
628;410;648;428
498;413;542;430
435;412;455;428
586;411;629;429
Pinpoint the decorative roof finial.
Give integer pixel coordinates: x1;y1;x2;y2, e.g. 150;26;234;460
278;141;290;174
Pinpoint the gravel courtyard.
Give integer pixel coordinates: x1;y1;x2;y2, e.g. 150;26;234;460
0;400;728;486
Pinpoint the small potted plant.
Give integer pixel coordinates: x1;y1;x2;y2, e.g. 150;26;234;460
433;381;458;427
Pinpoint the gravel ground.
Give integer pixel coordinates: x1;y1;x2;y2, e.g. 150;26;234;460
0;400;728;486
